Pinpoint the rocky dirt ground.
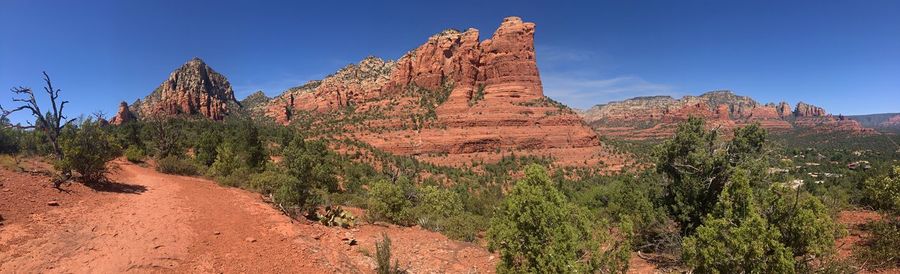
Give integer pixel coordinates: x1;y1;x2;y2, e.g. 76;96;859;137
2;158;895;273
0;159;495;273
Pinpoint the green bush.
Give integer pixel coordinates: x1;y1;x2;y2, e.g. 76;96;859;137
0;117;20;154
855;218;900;269
156;156;200;176
194;131;221;167
273;170;318;217
210;141;244;177
487;164;628;273
57;119;120;183
216;167;251;188
367;179;414;225
247;169;292;195
124;146;146;163
682;169;795;273
862;166;900;214
283;138;338;192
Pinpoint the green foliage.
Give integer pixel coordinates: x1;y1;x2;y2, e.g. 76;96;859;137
142;119;184;158
124;146;145;163
655;117;732;234
156;156;200;176
682;170;796;273
487;164;626;273
862;166;900;214
375;233;405;274
468;85;485;106
194;131;221;166
273;168;319;216
247;168;291;195
367;179;414;225
765;188;840;259
571;172;674;252
854;218;900;269
57;119;120;183
283;138;338;192
0;117;20;154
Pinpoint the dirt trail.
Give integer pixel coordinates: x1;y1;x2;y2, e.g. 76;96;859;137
0;160;495;273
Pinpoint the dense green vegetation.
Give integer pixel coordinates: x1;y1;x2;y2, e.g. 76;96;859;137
3;91;898;273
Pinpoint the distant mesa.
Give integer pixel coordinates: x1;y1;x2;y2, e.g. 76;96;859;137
580;90;876;139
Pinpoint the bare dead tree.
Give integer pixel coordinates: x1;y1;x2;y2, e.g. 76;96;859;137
0;72;76;160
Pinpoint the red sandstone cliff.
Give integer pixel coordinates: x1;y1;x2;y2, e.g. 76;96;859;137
264;17;619;168
580;91;874;139
125;58;240;121
109;101;136;125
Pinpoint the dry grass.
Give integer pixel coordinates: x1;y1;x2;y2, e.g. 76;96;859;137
0;154;22;172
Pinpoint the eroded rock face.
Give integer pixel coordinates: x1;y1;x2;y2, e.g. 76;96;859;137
263;17;619;168
131;58;239;120
110;101;136;125
581;90;874;139
794;102;827;117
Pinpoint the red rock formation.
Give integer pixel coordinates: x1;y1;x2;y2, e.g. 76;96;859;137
794;102;826;117
131;58;239;120
581;91;873;139
264;17;619;168
110;101;136;125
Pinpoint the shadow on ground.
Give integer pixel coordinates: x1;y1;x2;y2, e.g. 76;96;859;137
85;181;148;194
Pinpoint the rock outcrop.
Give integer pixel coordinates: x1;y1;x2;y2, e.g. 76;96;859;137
110;101;136;125
264;17;620;168
581;90;874;139
130;58;239;120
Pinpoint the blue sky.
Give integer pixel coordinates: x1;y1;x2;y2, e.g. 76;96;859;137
2;0;898;124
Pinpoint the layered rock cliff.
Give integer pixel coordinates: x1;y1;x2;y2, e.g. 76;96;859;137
264;17;619;168
580;90;874;139
119;58;240;121
109;101;136;125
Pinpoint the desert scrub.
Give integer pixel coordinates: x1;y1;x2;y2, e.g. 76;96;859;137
124;146;146;163
57;119;120;183
375;233;405;274
156;156;200;176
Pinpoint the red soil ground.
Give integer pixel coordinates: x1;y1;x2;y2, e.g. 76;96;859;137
0;159;496;273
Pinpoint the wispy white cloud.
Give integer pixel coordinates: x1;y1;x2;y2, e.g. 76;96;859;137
542;74;680;109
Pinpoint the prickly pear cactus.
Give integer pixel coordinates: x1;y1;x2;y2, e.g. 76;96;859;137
318;206;357;228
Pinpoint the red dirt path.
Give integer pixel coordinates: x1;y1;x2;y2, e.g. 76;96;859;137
0;159;496;273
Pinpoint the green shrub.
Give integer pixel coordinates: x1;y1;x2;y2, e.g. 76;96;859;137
210;141;244;177
194;131;221;167
124;146;146;163
862;166;900;214
247;169;292;195
273;171;318;217
487;164;628;273
216;167;251;188
0;117;20;154
682;169;795;273
283;139;338;192
367;179;414;225
156;156;200;176
854;218;900;269
57;119;120;183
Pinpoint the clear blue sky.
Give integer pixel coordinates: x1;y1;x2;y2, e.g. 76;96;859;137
2;0;898;124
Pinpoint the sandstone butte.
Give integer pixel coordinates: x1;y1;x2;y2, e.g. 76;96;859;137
262;17;618;167
579;90;876;140
112;57;241;123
